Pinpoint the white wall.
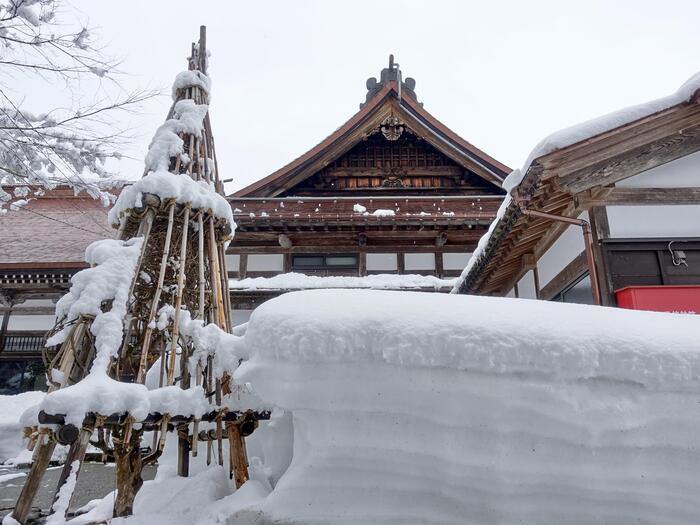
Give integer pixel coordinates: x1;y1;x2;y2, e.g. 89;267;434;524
443;252;472;270
607;205;700;238
536;212;588;287
517;271;537;299
225;254;240;271
506;287;516;298
248;254;284;271
8;315;55;330
404;253;435;271
616;150;700;188
366;253;397;271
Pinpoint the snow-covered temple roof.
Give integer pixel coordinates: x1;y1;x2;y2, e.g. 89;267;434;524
454;71;700;295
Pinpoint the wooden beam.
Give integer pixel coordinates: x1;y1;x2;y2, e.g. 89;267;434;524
581;186;700;206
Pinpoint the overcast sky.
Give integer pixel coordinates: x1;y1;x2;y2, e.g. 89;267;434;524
64;0;700;193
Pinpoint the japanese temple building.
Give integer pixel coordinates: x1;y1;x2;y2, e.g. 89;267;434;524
226;57;509;322
0;58;510;391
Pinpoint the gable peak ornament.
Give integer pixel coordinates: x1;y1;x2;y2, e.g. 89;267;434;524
381;115;404;141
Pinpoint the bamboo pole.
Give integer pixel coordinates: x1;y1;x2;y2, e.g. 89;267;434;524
136;203;176;384
167;206;191;385
197;213;206;320
10;430;57;524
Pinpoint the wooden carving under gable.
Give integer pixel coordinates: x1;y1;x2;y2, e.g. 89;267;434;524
284;122;503;196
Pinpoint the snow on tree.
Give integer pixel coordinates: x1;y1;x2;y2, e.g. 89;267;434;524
0;0;153;212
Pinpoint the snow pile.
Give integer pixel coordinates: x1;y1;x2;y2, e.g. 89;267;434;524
47;238;144;373
351;204;396;217
108;72;233;231
108;172;234;231
171;70;211;100
69;467;268;525
46;460;80;525
37;375;211;427
231;290;700;524
0;392;45;463
229;272;456;291
452;71;700;293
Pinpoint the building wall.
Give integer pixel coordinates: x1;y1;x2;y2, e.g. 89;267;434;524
615;150;700;188
536;212;588;289
606;205;700;238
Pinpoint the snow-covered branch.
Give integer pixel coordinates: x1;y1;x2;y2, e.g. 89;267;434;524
0;0;156;210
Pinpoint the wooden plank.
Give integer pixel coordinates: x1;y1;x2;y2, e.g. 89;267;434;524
581;187;700;206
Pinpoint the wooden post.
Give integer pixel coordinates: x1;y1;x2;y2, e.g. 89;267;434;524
226;422;249;488
435;252;444;278
50;425;93;520
11;432;57;524
0;303;11;354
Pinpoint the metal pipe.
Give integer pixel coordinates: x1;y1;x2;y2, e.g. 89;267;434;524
518;206;602;306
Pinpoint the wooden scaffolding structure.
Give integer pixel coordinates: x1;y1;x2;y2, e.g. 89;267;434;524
8;27;266;524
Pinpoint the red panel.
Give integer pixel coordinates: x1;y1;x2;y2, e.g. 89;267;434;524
615;286;700;315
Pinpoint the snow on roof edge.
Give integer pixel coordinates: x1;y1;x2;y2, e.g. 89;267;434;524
451;70;700;294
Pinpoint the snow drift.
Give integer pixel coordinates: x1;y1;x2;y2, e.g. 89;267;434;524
231;289;700;524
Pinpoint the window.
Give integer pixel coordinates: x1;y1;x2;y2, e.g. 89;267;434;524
292;254;358;270
366;253;397;271
248;254;284;271
225;254;240;272
404;253;435;271
552;274;594;305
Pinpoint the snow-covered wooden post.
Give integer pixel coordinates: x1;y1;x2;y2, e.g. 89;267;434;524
8;27;259;524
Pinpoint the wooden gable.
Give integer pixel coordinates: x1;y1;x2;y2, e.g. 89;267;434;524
284;126;501;196
234;58;510;198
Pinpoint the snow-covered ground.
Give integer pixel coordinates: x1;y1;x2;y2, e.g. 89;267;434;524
0;391;63;466
50;289;700;524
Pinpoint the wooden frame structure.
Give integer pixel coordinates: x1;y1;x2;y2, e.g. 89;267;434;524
8;27;266;524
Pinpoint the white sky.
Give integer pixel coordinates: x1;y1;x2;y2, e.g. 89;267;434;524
62;0;700;193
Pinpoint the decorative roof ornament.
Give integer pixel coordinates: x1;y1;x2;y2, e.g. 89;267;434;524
361;54;419;109
380;115;405;141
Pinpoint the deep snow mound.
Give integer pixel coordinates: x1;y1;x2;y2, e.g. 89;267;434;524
234;289;700;524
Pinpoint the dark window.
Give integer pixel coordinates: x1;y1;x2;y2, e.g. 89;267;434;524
552;274;594;305
292;254;358;271
0;359;47;394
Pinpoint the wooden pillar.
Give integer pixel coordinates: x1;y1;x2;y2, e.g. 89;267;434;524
397;253;405;274
0;304;12;354
588;206;613;306
358;252;367;276
283;252;292;273
435;252;444;278
238;253;248;279
177;424;190;477
226;422;249;488
11;432;57;524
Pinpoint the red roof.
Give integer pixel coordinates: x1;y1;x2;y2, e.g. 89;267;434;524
0;187;115;269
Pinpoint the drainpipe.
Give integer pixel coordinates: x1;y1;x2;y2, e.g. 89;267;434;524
517;205;602;306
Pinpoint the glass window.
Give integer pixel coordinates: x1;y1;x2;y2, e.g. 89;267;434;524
366;253;397;271
325;256;358;267
553;274;594;305
292;255;358;270
292;256;325;268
